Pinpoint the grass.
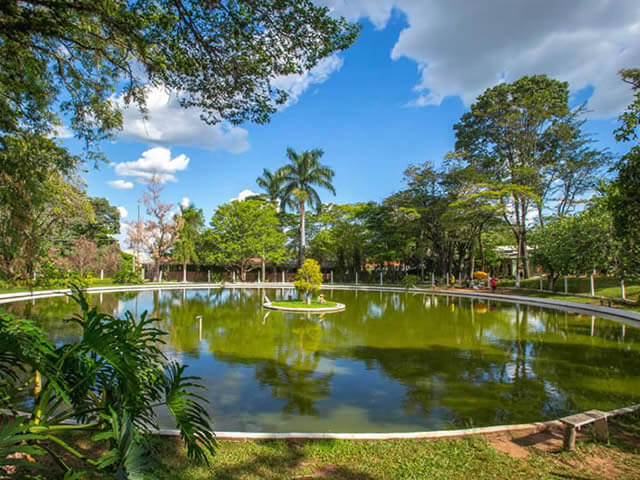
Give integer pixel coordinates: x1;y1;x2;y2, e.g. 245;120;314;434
145;411;640;479
271;299;339;309
23;411;639;479
501;275;640;301
490;288;640;313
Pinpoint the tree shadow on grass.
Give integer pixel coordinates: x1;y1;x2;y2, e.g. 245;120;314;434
151;436;379;480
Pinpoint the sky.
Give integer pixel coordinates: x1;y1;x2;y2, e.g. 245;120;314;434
61;0;640;228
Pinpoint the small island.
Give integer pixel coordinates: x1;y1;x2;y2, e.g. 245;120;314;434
264;259;346;312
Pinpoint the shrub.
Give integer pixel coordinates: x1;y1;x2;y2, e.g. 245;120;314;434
293;259;323;300
0;286;216;478
401;274;420;289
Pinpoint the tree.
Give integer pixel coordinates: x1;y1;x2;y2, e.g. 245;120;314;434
202;199;287;281
538;109;612;219
0;133;89;281
64;235;99;276
278;148;336;266
453;75;571;277
98;242;123;277
293;259;323;301
531;207;613;288
256;168;284;205
608;68;640;277
1;0;359;161
74;197;121;247
173;204;205;282
307;203;370;273
143;176;178;282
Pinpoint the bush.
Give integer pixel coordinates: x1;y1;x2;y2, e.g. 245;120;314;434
293;259;323;300
114;265;144;285
34;260;89;289
401;274;420;289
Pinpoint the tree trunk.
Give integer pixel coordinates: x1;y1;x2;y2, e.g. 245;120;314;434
153;261;160;282
261;256;266;283
183;262;187;282
299;201;306;267
469;243;476;281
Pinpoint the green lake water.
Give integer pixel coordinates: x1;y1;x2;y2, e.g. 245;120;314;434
3;287;639;432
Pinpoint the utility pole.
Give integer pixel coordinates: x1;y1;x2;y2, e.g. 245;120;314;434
135;200;141;274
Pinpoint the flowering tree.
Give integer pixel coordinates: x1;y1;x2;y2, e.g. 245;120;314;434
143;175;179;281
64;235;98;276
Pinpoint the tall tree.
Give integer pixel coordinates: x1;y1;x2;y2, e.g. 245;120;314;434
143;176;178;282
453;75;571;277
202;199;287;281
279;148;336;266
256;168;284;205
0;134;92;281
531;206;614;288
608;68;640;277
173;204;205;282
538;108;612;220
78;197;121;247
1;0;359;161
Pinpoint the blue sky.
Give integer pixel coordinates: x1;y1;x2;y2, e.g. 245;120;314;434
63;1;638;226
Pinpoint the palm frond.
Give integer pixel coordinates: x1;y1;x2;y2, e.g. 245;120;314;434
93;409;154;480
163;362;216;465
0;417;47;470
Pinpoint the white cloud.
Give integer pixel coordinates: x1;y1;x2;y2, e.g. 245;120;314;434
115;86;250;153
271;54;344;107
319;0;395;29
117;206;128;218
323;0;640;118
108;179;134;190
180;197;191;208
230;189;259;202
114;147;189;184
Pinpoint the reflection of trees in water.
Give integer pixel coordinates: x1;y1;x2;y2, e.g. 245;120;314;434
340;300;640;425
145;288;640;423
152;288;333;416
253;317;331;416
8;288;639;426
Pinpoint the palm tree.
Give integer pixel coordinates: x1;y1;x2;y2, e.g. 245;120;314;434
256;168;283;205
279;148;335;266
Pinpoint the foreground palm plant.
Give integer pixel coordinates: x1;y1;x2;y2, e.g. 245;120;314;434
0;285;216;478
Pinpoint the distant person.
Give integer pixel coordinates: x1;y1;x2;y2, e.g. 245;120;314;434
490;276;498;292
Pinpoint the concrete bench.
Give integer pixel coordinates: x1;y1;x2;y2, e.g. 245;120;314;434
559;409;609;450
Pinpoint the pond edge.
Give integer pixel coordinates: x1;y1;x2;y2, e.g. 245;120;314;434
2;282;638;326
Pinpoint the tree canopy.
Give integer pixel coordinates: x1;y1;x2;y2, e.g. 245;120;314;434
1;0;359;160
202;199;286;280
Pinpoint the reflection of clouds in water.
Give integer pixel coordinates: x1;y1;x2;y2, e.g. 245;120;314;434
314;358;351;376
367;303;383;319
214;369;248;407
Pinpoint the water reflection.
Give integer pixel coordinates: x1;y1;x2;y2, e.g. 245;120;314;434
3;288;639;432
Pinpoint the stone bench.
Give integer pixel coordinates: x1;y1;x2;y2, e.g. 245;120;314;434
559;409;609;450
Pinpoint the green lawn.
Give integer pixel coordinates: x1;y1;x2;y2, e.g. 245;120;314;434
148;411;640;479
500;275;640;301
271;300;339;309
498;290;640;313
18;411;640;479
